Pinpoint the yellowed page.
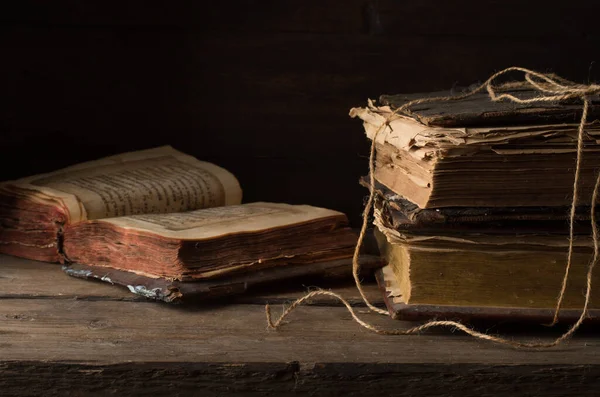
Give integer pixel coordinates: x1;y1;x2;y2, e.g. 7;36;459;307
349;104;467;152
374;215;594;250
349;103;598;155
2;146;242;223
99;202;345;240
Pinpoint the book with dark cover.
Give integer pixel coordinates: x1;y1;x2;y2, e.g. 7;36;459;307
63;255;382;303
350;93;600;209
379;88;600;127
360;176;594;235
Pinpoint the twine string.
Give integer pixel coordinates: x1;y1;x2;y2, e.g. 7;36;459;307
550;97;590;325
266;67;600;349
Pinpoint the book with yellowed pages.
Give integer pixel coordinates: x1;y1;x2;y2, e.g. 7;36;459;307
374;227;600;322
1;146;367;301
62;202;357;280
350;89;600;209
60;202;365;302
0;146;243;262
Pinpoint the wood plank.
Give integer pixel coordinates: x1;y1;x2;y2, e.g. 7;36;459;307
2;256;600;394
1;360;600;396
232;281;384;307
0;256;138;301
2;0;598;39
1;297;600;365
0;361;299;397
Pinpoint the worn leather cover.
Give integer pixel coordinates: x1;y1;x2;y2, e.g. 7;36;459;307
361;176;594;234
380;88;600;127
63;255;383;303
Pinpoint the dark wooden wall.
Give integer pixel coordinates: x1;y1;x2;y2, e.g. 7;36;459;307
1;1;599;224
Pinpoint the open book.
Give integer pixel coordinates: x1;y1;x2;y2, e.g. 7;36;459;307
1;147;362;299
0;146;242;262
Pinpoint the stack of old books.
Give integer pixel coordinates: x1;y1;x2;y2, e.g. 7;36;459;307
351;88;600;322
0;146;374;302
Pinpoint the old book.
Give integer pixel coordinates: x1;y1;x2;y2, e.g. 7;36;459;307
362;177;594;235
374;227;599;320
374;268;600;323
63;255;382;303
62;202;358;280
350;91;600;208
378;89;600;128
0;146;242;262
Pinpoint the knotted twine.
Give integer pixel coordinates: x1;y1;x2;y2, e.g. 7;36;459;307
265;67;600;349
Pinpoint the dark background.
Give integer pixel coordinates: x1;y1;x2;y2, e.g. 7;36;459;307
1;0;599;224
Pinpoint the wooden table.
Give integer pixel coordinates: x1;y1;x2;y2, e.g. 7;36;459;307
1;255;599;396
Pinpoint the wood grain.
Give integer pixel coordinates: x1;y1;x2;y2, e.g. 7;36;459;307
1;297;600;365
2;361;600;396
0;256;137;301
2;257;600;395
